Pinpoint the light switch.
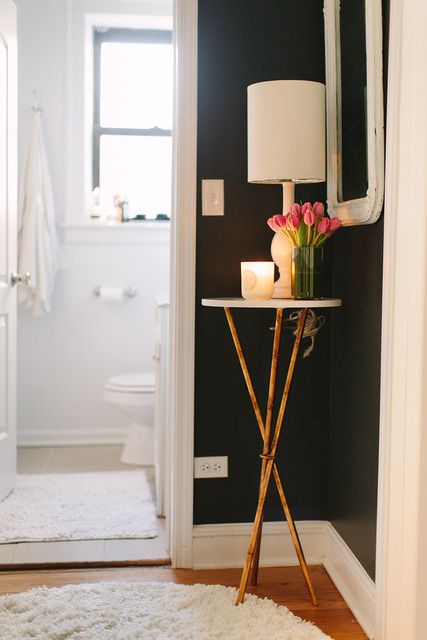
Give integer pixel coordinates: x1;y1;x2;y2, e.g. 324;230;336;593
202;179;224;216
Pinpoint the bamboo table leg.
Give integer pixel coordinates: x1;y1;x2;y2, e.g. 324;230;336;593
235;307;307;604
272;464;317;605
224;307;316;606
249;308;283;587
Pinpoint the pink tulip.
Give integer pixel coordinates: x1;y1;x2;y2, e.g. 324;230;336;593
289;203;302;218
329;217;341;232
313;202;325;218
266;200;338;248
303;208;316;226
267;214;287;232
286;211;301;231
301;202;313;216
317;217;331;234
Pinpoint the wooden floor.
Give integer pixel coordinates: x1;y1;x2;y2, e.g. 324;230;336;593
0;564;367;639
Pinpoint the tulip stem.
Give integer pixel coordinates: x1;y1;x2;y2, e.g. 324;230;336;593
312;230;322;247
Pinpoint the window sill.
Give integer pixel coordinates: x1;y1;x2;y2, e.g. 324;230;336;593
61;221;171;245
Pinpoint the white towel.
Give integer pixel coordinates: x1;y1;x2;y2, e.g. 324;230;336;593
18;109;62;316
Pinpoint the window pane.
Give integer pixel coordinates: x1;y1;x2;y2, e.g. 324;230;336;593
99;135;172;219
100;42;173;129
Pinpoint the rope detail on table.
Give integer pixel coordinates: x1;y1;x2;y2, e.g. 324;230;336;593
286;309;326;358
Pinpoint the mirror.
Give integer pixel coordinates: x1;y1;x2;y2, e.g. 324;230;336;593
324;0;384;225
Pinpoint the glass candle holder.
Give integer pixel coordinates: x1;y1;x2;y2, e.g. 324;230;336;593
291;247;324;299
241;262;275;300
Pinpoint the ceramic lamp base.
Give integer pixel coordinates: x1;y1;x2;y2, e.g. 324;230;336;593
272;277;291;299
271;231;292;298
270;182;296;298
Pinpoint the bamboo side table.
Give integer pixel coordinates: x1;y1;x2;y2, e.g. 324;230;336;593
201;297;342;606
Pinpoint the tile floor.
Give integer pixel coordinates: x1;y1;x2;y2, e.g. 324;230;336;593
0;445;169;566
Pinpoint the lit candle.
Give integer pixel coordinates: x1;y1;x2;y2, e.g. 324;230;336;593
241;262;275;300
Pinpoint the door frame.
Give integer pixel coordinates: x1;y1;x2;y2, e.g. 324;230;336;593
0;0;17;502
375;0;427;637
168;0;198;568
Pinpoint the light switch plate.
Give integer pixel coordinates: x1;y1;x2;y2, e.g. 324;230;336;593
202;179;224;216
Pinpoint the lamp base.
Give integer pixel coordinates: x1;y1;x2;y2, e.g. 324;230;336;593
272;276;291;299
282;181;295;215
271;231;292;299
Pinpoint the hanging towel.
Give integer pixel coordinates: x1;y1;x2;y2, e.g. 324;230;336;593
18;108;62;317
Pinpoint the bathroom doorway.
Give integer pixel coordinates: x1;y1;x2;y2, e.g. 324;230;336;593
0;0;177;568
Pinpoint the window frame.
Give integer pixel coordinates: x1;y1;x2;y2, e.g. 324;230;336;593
92;27;173;190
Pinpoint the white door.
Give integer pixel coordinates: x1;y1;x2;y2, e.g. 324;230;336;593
0;0;17;502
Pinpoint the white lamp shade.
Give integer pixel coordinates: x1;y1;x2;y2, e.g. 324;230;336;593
247;80;325;183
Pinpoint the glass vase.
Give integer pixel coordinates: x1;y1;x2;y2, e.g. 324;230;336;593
291;247;324;299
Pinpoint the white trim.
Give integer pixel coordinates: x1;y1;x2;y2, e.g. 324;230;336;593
17;427;128;447
192;521;327;569
168;0;198;569
192;521;375;638
376;1;427;639
324;0;384;225
323;523;376;640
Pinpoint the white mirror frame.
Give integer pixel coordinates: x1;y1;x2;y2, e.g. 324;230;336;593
324;0;384;225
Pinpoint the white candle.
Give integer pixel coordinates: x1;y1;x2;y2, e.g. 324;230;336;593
241;262;275;300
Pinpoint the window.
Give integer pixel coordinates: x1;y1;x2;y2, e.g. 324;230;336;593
93;27;173;221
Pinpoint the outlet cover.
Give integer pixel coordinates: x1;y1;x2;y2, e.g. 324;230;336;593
194;456;228;478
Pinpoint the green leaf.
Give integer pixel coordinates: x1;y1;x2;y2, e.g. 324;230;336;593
297;223;306;247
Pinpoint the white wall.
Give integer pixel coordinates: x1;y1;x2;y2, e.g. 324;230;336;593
16;0;171;445
17;0;67;214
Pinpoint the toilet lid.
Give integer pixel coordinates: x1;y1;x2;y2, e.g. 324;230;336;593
106;372;155;393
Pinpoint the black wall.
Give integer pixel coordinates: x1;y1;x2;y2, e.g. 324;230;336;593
194;0;330;526
194;0;386;581
328;222;383;580
327;0;389;581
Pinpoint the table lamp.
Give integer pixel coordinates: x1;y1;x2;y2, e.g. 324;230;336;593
247;80;326;297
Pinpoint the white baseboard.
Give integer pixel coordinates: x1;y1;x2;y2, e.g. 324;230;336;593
323;522;376;640
17;427;127;447
192;520;375;639
193;520;327;569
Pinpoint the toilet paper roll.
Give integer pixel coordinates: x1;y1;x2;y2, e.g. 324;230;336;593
96;287;124;301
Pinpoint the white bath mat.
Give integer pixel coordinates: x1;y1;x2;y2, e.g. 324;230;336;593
0;471;157;543
0;581;331;640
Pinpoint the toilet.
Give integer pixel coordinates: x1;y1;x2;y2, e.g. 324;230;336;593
104;372;155;466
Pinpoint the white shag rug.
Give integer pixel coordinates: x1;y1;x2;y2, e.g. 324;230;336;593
0;471;157;543
0;581;331;640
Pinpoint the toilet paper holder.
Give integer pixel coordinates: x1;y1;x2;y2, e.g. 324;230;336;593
93;286;138;299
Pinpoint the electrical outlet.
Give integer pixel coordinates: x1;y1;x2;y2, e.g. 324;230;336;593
194;456;228;478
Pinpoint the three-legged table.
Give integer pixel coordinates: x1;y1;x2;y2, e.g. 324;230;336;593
201;297;342;605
